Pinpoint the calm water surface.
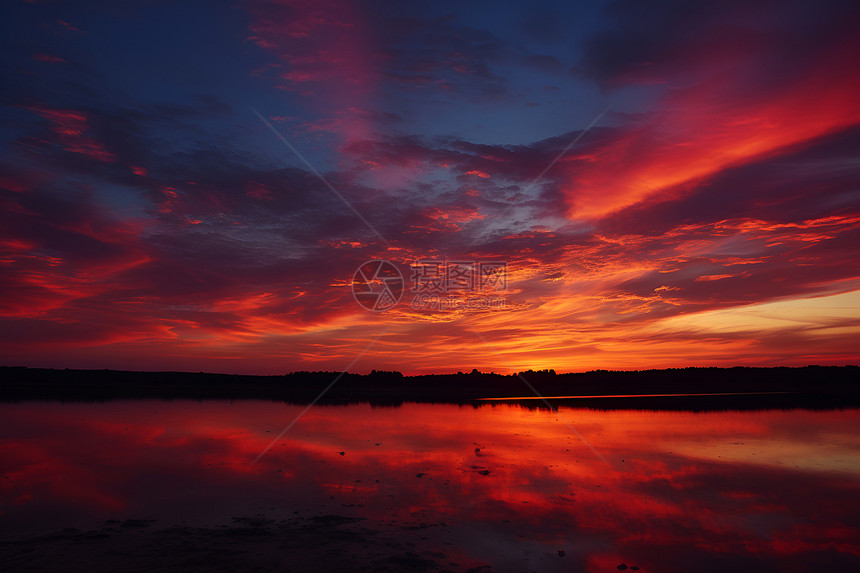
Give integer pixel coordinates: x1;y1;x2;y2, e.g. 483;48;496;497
1;401;859;572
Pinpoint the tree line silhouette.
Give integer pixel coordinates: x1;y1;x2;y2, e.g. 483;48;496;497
1;365;857;410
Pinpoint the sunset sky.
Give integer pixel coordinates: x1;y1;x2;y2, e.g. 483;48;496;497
1;0;859;374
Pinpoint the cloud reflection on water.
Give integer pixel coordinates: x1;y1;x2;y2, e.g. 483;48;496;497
1;401;858;571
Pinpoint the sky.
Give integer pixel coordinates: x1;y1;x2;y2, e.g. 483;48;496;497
1;0;858;375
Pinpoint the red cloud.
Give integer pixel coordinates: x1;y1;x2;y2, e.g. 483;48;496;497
31;53;66;63
247;0;378;143
562;28;860;220
245;182;273;200
24;106;115;163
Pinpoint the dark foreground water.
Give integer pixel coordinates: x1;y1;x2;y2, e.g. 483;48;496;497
1;401;858;572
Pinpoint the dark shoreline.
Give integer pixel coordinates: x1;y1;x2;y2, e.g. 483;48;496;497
1;365;858;410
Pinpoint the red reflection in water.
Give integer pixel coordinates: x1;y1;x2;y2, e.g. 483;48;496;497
1;402;858;571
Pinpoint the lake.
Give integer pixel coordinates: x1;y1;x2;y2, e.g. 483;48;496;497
1;401;859;572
